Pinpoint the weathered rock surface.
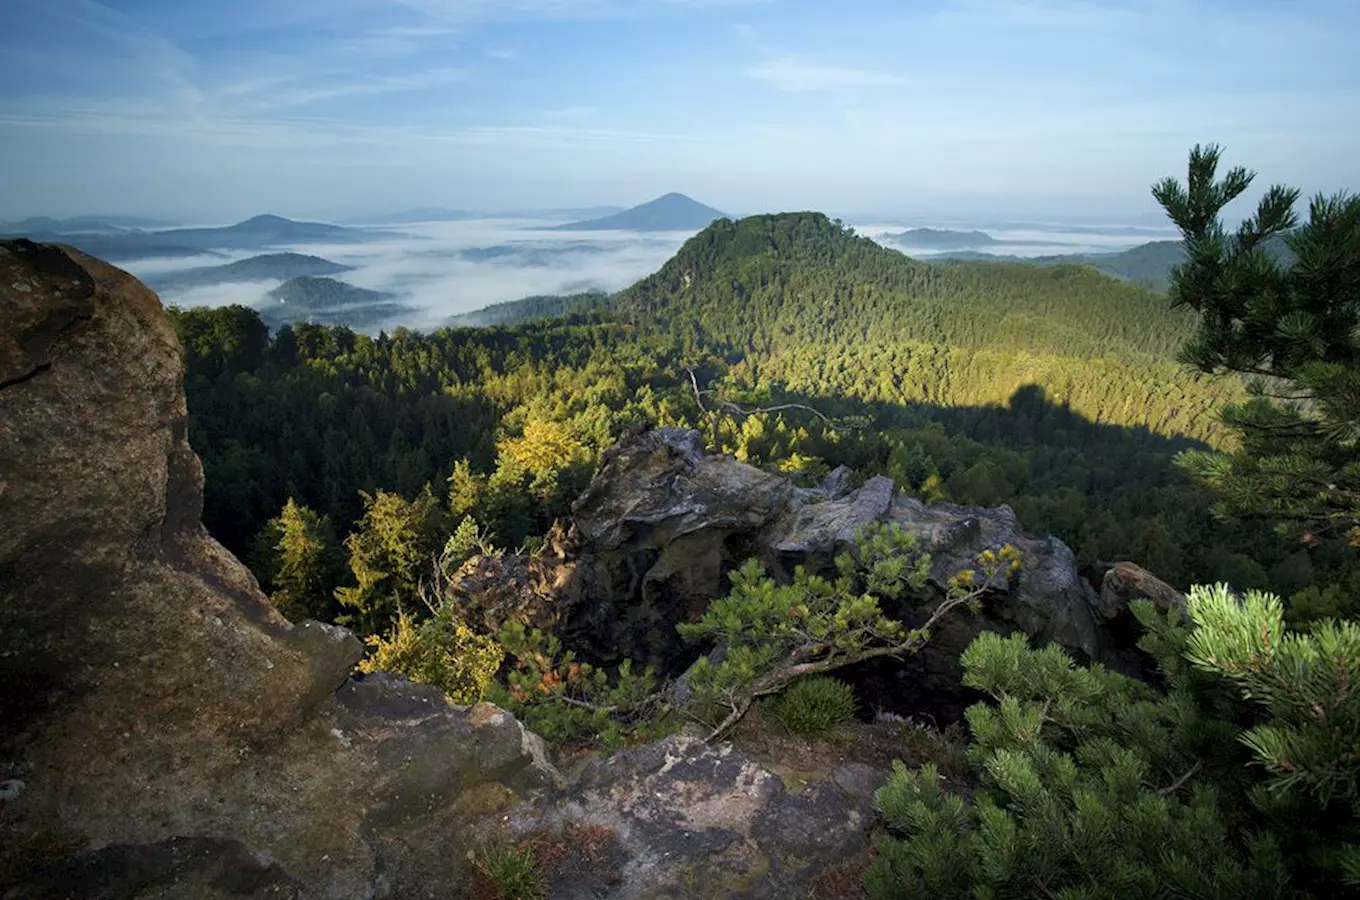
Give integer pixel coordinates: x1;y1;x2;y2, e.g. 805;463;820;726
514;428;1107;683
505;731;882;899
561;428;794;670
0;240;559;898
1098;560;1186;620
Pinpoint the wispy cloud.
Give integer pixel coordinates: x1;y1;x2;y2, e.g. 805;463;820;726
244;68;472;109
746;57;906;92
37;0;205;110
0;108;724;151
367;24;462;38
389;0;767;24
342;22;462;58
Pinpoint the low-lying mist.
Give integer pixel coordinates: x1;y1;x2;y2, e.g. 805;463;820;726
121;217;1174;334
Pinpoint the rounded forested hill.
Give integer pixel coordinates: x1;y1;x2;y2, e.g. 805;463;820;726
615;212;1196;360
607;212;1237;443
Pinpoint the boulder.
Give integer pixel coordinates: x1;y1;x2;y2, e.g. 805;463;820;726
504;731;880;898
546;428;1106;682
0;240;558;897
1098;561;1186;620
561;428;793;670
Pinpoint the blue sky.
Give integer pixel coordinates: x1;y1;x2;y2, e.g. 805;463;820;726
1;0;1356;222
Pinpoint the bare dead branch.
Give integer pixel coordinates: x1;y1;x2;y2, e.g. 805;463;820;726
682;366;858;432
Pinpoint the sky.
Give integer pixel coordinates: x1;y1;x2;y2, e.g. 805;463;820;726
1;0;1357;223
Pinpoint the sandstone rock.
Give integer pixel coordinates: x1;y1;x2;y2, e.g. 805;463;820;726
562;427;793;670
819;464;853;500
548;428;1105;679
504;731;879;898
0;241;557;898
1098;560;1186;620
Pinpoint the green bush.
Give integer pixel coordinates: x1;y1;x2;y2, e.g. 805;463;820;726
357;603;504;704
864;585;1360;899
764;676;859;736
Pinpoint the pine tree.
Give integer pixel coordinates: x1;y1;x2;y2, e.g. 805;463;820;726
335;487;444;637
1152;145;1360;548
259;498;340;622
865;587;1360;898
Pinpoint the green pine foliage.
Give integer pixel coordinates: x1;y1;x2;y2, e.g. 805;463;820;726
357;603;504;705
334;486;444;637
490;620;667;750
1153;145;1360;552
1185;584;1360;816
763;676;859;736
865;585;1360;899
250;497;342;622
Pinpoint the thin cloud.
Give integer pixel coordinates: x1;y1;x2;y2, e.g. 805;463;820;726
36;0;204;110
366;24;462;38
390;0;767;24
747;57;906;92
247;68;472;109
0;109;725;151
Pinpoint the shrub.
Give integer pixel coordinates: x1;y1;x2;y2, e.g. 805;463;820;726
863;585;1360;899
475;842;544;900
763;676;858;736
358;603;503;704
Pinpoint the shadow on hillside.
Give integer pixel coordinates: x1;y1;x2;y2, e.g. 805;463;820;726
790;381;1207;458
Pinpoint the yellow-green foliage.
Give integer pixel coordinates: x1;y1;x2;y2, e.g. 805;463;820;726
359;604;504;704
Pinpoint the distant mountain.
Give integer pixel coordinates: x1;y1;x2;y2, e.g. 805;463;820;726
353;208;480;225
260;276;410;329
146;253;352;293
549;193;727;231
887;228;997;250
2;214;383;261
446;291;608;327
0;215;177;234
196;214;358;244
927;235;1293;293
458;241;612;266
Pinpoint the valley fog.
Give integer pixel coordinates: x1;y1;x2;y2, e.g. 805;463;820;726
118;216;1178;333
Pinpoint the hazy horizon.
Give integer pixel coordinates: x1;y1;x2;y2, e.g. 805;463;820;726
3;0;1358;224
104;216;1178;331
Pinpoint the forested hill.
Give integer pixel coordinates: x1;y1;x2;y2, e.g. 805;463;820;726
614;212;1198;360
594;213;1237;443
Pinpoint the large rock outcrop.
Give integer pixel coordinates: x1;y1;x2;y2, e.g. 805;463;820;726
0;241;561;897
460;428;1107;683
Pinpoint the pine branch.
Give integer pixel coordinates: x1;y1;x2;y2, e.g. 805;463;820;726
702;579;992;743
1157;759;1203;796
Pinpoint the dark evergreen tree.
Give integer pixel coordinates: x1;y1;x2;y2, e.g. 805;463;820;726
1153;145;1360;551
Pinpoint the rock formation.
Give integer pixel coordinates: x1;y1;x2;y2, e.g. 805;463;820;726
0;240;559;897
454;427;1110;688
